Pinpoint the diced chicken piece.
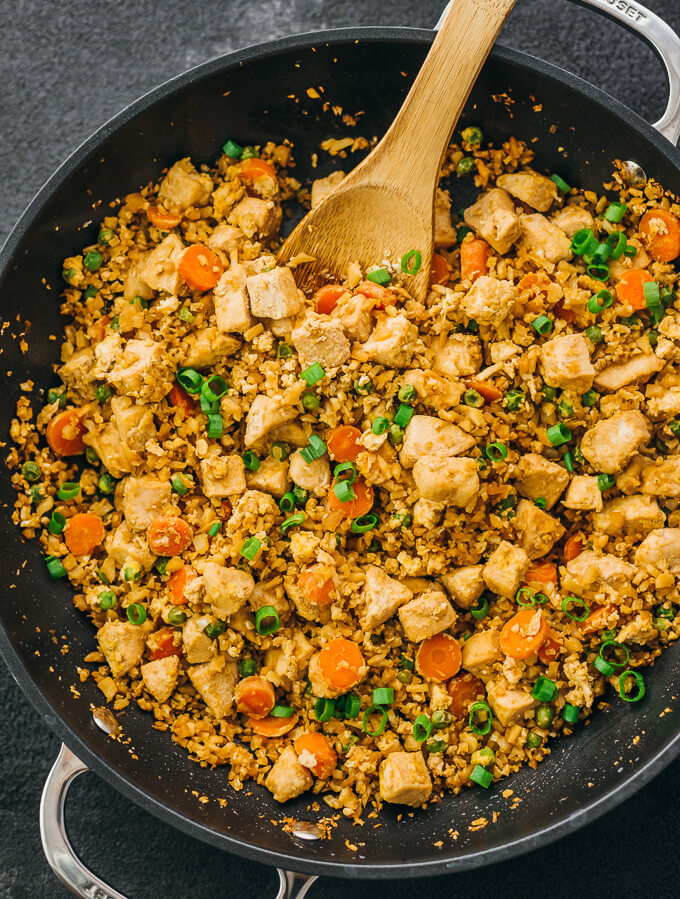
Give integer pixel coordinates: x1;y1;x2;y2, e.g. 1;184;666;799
550;204;595;237
641;457;680;496
593;495;664;535
182;614;215;664
244;394;298;447
246;458;290;498
634;528;680;574
412;498;444;528
412;455;479;505
291;312;350;369
401;369;464;409
486;678;537;727
213;265;253;333
520;213;573;263
434;188;457;248
431;334;482;378
594;353;664;391
157;158;212;212
461;629;501;675
311;170;345;208
107;336;173;402
180;327;241;369
540;333;594;393
514;453;570;509
289;449;330;494
379;751;432;806
616;455;646;495
123;255;154;301
265;745;313;803
203;562;254;618
199;453;247;498
460;275;515;326
566;550;636;590
97;620;146;678
59;348;96;399
106;521;155;571
92;333;123;378
483;541;530;598
398;591;457;642
227;489;279;536
463;188;522;254
267;420;309;447
246;267;303;320
646;387;680;420
228;196;281;240
496;171;558;212
616;610;658;646
138;233;185;295
249;580;289;619
206;223;244;254
441;565;485;610
110;397;156;453
289;531;321;565
141;656;179;703
400;415;475;468
514;499;565;560
122;476;172;531
361;566;413;630
581;411;650;474
83;421;134;479
330;292;373;342
188;656;238;718
562;475;603;511
356;313;418;368
263;638;302;688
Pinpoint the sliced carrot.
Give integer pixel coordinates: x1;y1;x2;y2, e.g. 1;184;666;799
460;238;490;282
318;637;364;691
294;732;338;779
615;269;654;310
499;609;549;660
46;409;87;456
563;535;584;563
147;205;182;229
554;299;576;323
167;566;197;605
328;476;374;519
327;425;363;462
148;627;182;661
525;561;557;587
447;673;485;718
464;378;503;402
178;244;223;292
314;284;346;315
299;564;335;606
169;383;196;415
147;517;193;555
248;713;299;737
63;512;105;556
236;158;278;196
235;676;276;720
416;633;462;681
353;280;396;309
537;629;561;665
581;604;615;636
640;208;680;262
430;252;450;286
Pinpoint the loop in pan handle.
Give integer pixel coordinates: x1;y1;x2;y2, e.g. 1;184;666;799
436;0;680;145
40;744;318;899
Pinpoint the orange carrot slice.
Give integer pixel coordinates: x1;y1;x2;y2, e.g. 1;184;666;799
167;566;197;605
46;409;87;456
147;205;182;229
640;208;680;262
314;284;346;314
416;633;462;681
326;425;363;462
447;673;485;718
235;676;276;720
328;477;374;519
430;252;450;286
178;244;223;292
499;609;549;660
294;732;337;778
615;269;654;310
63;512;105;556
248;714;298;737
460;238;490;282
299;564;335;606
318;637;364;691
147;517;193;555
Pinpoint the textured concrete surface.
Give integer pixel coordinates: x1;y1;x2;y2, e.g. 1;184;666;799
2;0;680;896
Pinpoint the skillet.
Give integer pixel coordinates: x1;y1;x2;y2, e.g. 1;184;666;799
1;1;680;896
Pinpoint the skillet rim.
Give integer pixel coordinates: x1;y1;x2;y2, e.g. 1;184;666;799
1;24;680;880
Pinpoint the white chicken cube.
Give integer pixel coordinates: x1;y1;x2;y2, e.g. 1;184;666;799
246;266;303;320
289;450;330;495
356;313;418;368
514;499;565;560
121;476;172;531
434;188;457;248
551;204;595;237
539;333;594;393
514;453;570;509
58;348;96;399
617;611;658;646
228;196;281;240
246;458;291;498
244;394;298;446
486;678;537;727
180;327;241;369
496;171;558;212
213;266;253;333
412;455;479;506
311;170;345;208
463;188;522;254
361;566;413;630
105;522;155;571
265;745;314;803
138;233;185;295
199;453;247;498
107;336;173;403
431;334;482;378
594;353;664;391
461;629;501;675
399;415;475;468
441;565;485;609
460;275;515;326
646;387;680;420
634;528;680;575
207;223;244;254
483;541;530;598
379;751;432;806
565;550;636;591
291;313;351;369
520;213;572;263
83;421;134;479
562;475;603;511
188;656;238;718
110;397;156;454
97;621;146;678
580;411;650;474
182;614;215;664
141;656;179;703
203;562;255;618
398;591;457;642
157;158;212;212
330;292;373;342
641;458;680;496
593;495;664;535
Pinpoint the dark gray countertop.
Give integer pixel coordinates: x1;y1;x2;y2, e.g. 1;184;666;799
2;0;680;896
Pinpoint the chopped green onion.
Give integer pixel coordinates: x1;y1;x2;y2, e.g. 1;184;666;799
605;231;627;260
457;156;476;176
204;620;227;639
400;250;422;274
334;461;357;484
353;378;373;395
255;605;280;635
587;262;610;281
21;461;41;481
547;423;571;446
339;693;361;719
532;677;557;702
239;658;258;677
504;389;524;411
393;404;414;428
241;146;258;159
462;125;483;145
366;268;391;286
618;669;645;702
532;315;553;336
605;201;627;222
84;250;103;272
57;482;80;501
48;512;66;535
551;173;570;193
279;493;296;514
222;139;243;158
277;343;293;359
648;329;659;347
362;704;388;735
207;414;223;439
398;384;418;404
126;603;147;626
281;512;306;536
561;596;590;621
167;606;187;626
176;368;203;394
45;556;67;579
536;705;554;727
413;714;433;743
470;764;493;788
98;591;116;611
200;391;218;415
599;640;629;669
351;513;378;534
242;450;260;472
485;442;508;461
655;604;676;620
516;587;536;607
299;434;326;463
587;289;613;314
597;473;615;491
171;473;192;495
463;389;483;408
110;316;120;332
301;362;325;385
270;704;295;718
563;451;574;472
373;687;394;706
201;375;228;403
240;537;262;561
623;244;638;258
208;522;221;538
97;227;114;245
372;416;390;435
470;593;490;620
155;557;169;576
644;281;661;309
98;473;115;494
62;268;77;283
469;701;492;735
333;479;356;503
562;703;580;724
571;228;597;255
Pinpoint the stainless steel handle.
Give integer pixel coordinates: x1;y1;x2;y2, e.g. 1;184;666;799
40;744;318;899
436;0;680;145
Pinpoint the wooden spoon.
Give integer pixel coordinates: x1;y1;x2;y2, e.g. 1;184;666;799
278;0;516;301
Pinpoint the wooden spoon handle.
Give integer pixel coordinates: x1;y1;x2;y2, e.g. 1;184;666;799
355;0;516;194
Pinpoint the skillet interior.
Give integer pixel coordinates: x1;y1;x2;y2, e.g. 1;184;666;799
1;28;680;879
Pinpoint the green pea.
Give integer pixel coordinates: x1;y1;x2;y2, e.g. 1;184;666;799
536;705;554;728
457;156;476;176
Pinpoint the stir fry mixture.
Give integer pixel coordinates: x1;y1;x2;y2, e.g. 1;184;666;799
9;128;680;817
